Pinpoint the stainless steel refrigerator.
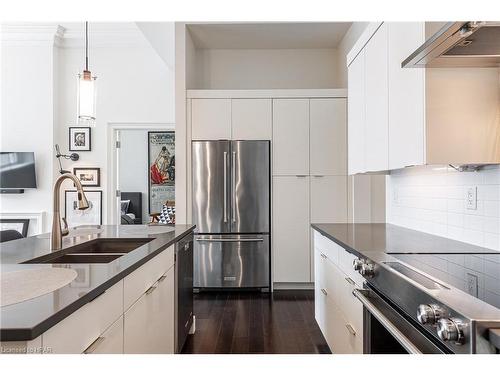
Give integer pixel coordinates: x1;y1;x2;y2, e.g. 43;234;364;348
192;140;270;290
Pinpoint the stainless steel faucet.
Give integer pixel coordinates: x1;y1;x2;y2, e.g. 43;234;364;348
51;173;89;250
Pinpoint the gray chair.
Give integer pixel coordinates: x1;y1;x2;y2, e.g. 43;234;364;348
0;230;24;243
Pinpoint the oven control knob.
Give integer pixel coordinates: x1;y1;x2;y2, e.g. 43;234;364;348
360;262;375;277
417;304;444;325
353;258;365;271
436;318;464;344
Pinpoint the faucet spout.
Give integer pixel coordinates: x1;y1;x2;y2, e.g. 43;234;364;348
51;173;89;250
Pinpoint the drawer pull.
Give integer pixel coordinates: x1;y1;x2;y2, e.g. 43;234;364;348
158;275;167;283
345;324;356;336
83;336;105;354
320;288;328;296
320;253;327;259
345;277;355;286
146;284;158;295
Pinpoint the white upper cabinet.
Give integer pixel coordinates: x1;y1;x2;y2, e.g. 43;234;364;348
272;99;310;175
191;98;232;140
388;22;425;170
310;99;347;176
347;49;366;175
364;23;389;172
231;99;272;140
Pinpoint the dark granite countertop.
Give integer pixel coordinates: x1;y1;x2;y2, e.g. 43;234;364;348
311;223;500;320
311;223;498;256
0;224;195;341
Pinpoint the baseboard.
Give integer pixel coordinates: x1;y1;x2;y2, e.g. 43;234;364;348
273;282;314;290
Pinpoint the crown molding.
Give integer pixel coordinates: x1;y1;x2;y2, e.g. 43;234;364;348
1;22;149;48
1;23;65;46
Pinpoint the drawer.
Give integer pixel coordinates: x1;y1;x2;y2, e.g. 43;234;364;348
324;293;363;354
337;245;366;287
323;257;343;308
338;274;364;338
124;245;174;310
84;316;124;354
43;280;123;354
313;230;339;265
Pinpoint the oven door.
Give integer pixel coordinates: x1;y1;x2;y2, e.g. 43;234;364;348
353;287;449;354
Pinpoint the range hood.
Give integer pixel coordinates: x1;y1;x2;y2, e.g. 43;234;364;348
402;22;500;68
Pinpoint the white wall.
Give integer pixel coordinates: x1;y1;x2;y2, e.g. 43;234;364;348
0;37;58;234
387;166;500;251
190;48;341;89
56;33;175;225
118;130;149;222
1;23;175;233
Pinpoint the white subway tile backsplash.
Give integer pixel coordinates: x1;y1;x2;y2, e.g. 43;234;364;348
388;166;500;251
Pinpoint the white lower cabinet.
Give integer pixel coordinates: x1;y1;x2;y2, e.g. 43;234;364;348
313;230;364;354
124;265;175;354
85;317;124;354
273;176;310;283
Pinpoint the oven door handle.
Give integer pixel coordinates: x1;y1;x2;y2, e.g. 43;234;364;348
353;288;423;354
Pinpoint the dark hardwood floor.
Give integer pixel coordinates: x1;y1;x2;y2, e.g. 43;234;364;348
181;290;331;354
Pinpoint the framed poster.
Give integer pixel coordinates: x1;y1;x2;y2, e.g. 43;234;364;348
0;219;29;237
73;167;100;187
148;131;175;215
69;127;91;151
64;190;102;227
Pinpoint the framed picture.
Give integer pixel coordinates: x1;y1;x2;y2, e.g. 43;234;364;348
65;190;102;227
148;131;175;215
69;127;91;151
73;167;100;187
0;219;29;237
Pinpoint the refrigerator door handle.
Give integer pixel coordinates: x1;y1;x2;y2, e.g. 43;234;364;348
232;151;236;223
196;238;264;243
223;151;228;223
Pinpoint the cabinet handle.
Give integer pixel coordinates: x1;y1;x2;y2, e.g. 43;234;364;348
146;283;158;295
295;175;307;178
345;277;355;286
313;175;324;178
158;275;167;283
320;288;328;296
345;324;356;336
83;336;105;354
320;253;327;259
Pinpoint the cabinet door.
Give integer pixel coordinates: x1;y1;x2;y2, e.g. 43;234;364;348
85;317;124;354
365;23;389;172
124;266;175;354
232;99;272;140
272;99;309;175
310;98;347;176
347;50;366;175
272;176;310;282
191;98;231;140
310;176;347;223
388;22;425;169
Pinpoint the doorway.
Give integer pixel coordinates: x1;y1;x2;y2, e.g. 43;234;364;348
107;123;174;225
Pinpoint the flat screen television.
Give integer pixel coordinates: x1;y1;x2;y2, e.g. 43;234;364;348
0;152;37;193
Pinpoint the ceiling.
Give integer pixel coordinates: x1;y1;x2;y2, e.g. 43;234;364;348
187;22;352;49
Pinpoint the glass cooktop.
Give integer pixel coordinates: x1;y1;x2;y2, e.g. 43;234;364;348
388;252;500;309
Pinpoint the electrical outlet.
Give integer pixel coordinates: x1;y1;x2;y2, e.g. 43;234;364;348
392;188;399;205
466;273;478;297
466;186;477;210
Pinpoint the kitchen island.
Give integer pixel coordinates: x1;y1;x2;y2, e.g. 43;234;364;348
0;224;195;354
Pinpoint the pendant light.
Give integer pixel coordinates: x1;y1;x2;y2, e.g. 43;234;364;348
77;21;97;126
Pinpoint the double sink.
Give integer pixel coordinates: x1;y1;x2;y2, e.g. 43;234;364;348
23;238;155;264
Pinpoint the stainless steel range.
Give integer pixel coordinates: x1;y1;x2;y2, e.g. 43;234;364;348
351;252;500;354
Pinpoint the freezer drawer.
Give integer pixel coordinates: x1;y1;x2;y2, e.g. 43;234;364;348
193;234;270;288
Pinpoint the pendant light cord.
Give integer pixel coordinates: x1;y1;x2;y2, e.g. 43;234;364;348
85;21;89;71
